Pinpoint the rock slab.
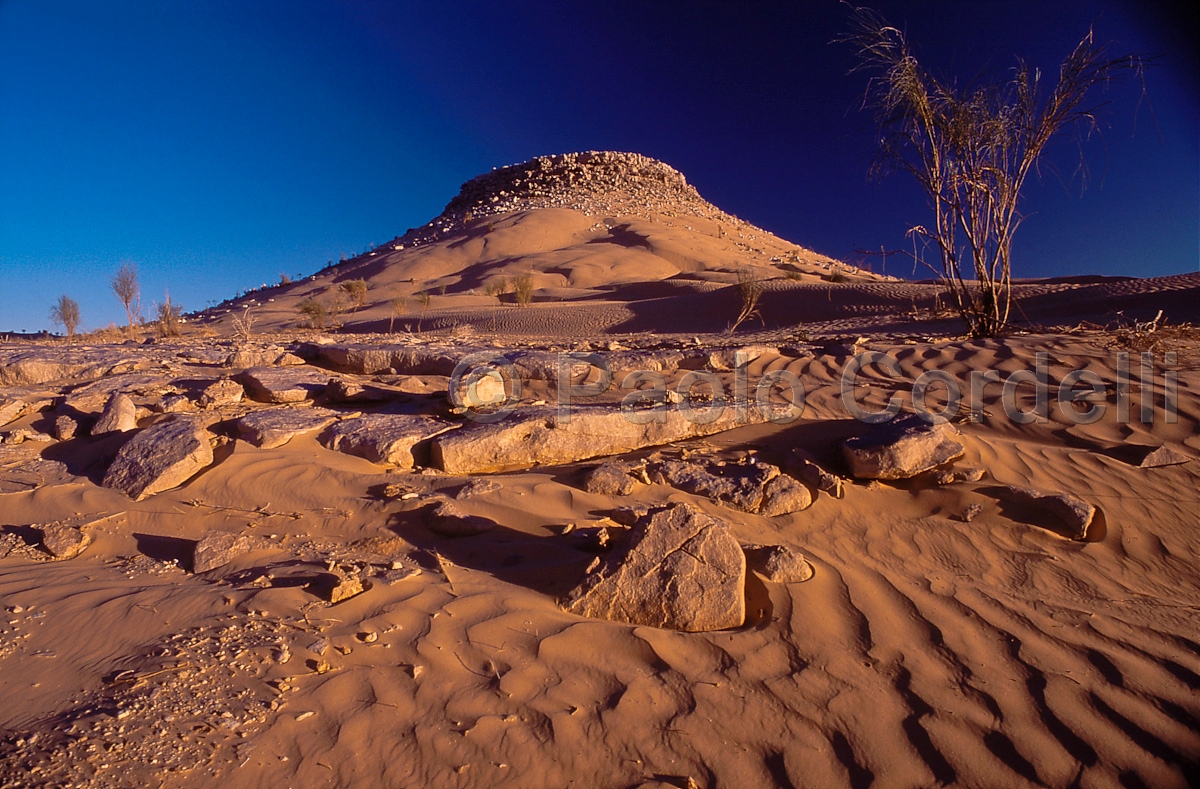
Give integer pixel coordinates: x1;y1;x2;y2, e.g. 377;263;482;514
238;407;342;449
193;532;252;573
842;415;965;480
997;486;1097;540
40;524;91;560
323;414;457;468
102;418;214;500
92;393;137;434
565;503;745;632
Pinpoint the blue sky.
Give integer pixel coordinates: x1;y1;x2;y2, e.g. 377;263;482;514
1;1;1196;333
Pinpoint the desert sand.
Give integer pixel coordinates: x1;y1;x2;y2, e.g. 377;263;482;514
1;153;1197;788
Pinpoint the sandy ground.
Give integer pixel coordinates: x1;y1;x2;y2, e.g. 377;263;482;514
2;196;1199;787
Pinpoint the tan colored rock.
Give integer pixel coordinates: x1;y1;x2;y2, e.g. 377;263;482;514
759;474;813;516
39;523;91;560
786;450;845;498
323;414;457;468
92;392;137;434
654;459;778;512
102;418;214;500
745;544;813;583
997;486;1097;540
54;414;78;440
584;462;639;496
1139;445;1192;468
426;499;496;537
199;378;245;408
0;399;27;427
235;367;329;404
565;503;745;632
842;415;965;480
192;532;252;573
237;407;342;449
432;402;774;475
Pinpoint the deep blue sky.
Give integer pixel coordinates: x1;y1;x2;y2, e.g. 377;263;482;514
1;1;1196;333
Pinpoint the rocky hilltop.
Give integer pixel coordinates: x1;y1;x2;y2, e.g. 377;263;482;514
399;151;758;249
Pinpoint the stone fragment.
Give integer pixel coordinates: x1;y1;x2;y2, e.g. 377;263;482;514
323;414;457;468
192;532;252;573
237;407;342;449
787;452;845;498
431;403;776;475
199;378;245;408
235;367;329;404
448;368;509;408
744;544;813;583
584;462;639;496
759;474;813;516
654;459;778;512
842;415;965;480
92;393;137;434
328;575;365;603
0;399;27;427
997;486;1096;540
39;523;91;560
159;394;197;413
425;499;496;537
102;418;214;500
54;415;78;440
1139;445;1192;468
565;503;745;632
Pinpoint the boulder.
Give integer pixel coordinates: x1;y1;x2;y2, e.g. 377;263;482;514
0;398;27;427
91;393;138;434
842;415;965;480
432;403;774;475
426;499;496;537
323;414;457;468
455;478;501;499
235;367;329;404
102;418;214;500
745;544;813;583
654;459;778;512
198;378;245;408
39;523;91;560
565;503;745;632
996;486;1097;540
238;407;343;449
759;475;813;516
584;462;639;496
192;531;252;573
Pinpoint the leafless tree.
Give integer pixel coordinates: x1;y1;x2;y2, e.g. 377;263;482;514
845;6;1146;337
111;261;141;335
729;269;765;333
50;295;80;338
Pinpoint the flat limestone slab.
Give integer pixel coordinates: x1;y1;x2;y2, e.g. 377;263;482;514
237;407;343;449
432;402;772;474
322;414;458;468
235;367;331;404
102;417;214;501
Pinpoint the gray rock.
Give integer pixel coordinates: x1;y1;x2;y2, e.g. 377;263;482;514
745;544;813;583
235;367;329;404
198;378;245;408
102;418;214;500
323;414;458;468
759;475;813;516
432;403;776;475
192;531;252;573
584;462;639;496
997;486;1097;540
565;503;746;632
92;393;137;434
842;415;965;480
238;407;342;449
39;523;91;560
655;459;779;512
426;499;496;537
